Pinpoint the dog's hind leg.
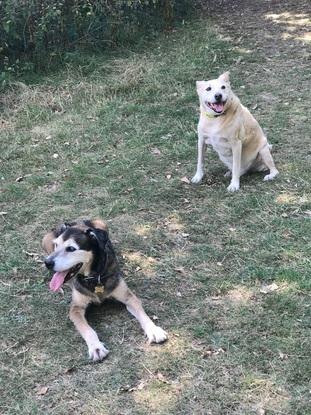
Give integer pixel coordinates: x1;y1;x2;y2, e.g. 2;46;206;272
70;289;109;361
111;279;168;344
259;143;279;181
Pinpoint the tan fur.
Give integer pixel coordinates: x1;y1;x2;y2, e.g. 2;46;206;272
192;72;279;191
42;232;55;254
111;280;167;343
91;219;108;232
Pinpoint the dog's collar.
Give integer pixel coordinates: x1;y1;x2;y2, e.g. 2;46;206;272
204;111;226;119
78;250;110;293
77;270;121;294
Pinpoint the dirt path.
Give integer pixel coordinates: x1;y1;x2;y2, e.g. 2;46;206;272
206;0;310;90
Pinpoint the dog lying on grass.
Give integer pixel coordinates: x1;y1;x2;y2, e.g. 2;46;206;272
191;72;279;191
42;219;167;361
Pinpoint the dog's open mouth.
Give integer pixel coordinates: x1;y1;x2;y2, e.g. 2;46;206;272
49;263;82;292
207;101;226;114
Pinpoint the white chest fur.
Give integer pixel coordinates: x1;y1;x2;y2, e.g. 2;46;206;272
204;126;233;169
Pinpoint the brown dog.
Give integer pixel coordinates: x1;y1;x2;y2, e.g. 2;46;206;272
42;219;167;361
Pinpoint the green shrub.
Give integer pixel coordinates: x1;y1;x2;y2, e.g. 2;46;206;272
0;0;193;82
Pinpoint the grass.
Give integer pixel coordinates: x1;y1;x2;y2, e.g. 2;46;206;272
0;0;311;414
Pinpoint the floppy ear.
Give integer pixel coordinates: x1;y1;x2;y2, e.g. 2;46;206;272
86;228;109;252
90;219;109;234
218;71;230;82
42;222;73;253
42;231;55;254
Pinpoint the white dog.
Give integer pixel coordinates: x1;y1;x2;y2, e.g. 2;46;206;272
192;72;278;191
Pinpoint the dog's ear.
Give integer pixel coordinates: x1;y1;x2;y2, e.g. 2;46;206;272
85;228;109;252
218;71;230;83
90;219;109;234
196;80;206;94
42;231;55;254
55;222;74;236
42;222;73;253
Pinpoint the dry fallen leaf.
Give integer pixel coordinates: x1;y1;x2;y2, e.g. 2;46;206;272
24;251;39;258
180;176;190;184
36;386;48;396
175;267;186;276
120;380;147;393
202;348;225;358
278;351;288;361
136;380;147;390
151;147;162;155
260;283;278;294
156;372;170;384
63;367;76;374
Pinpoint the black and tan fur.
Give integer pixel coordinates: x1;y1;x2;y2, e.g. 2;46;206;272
42;219;167;361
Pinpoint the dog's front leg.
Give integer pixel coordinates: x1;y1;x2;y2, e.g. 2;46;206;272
69;300;109;362
227;140;242;192
111;279;167;343
191;132;206;183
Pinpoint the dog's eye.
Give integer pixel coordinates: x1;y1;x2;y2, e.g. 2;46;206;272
221;85;226;89
206;86;211;91
66;246;76;252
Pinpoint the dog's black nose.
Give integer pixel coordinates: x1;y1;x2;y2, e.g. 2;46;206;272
44;258;55;270
214;93;222;102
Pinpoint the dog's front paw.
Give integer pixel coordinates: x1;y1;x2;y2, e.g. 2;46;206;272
88;342;109;362
227;181;240;192
191;172;204;184
224;170;232;178
145;324;168;344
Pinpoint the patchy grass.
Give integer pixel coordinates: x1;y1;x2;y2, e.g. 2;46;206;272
0;0;310;414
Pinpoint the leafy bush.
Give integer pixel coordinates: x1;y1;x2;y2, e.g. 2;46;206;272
0;0;192;82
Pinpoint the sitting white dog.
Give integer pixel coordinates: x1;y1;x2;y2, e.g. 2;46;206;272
192;72;279;191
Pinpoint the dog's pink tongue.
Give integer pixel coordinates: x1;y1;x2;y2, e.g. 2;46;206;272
49;271;67;292
214;103;224;112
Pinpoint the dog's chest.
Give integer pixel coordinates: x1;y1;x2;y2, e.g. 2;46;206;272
205;131;233;167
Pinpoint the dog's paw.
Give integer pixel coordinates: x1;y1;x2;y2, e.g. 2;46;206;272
227;181;240;192
145;324;168;344
263;170;279;181
191;172;204;184
88;342;109;362
224;170;232;178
